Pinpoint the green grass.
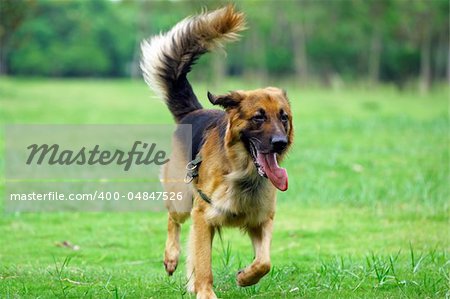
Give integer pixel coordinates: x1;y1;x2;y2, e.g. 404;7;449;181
0;77;449;298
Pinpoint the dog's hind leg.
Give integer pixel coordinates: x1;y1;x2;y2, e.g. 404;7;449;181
164;211;189;275
237;216;273;287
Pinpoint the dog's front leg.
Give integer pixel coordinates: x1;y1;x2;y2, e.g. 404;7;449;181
237;216;273;287
187;206;216;299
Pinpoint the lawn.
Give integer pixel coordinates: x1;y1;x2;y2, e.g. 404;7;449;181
0;77;448;298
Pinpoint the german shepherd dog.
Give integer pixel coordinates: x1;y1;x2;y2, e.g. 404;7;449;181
141;5;293;298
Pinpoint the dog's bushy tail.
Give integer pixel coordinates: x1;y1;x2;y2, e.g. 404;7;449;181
140;5;246;122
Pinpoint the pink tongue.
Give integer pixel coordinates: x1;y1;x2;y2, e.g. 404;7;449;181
257;153;288;191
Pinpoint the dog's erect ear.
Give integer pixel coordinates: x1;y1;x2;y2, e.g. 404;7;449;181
207;91;242;108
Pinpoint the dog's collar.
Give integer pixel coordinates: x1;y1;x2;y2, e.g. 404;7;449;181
195;188;212;204
184;154;202;183
185;154;212;205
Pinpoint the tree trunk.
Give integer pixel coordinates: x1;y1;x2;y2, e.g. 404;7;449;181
367;0;385;86
448;30;450;86
0;44;7;75
368;26;382;85
419;25;432;95
433;29;444;80
243;30;268;84
291;20;308;84
211;51;226;89
130;1;151;78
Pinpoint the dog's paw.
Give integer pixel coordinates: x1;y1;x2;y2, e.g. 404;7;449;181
236;268;254;287
164;259;178;276
236;262;270;287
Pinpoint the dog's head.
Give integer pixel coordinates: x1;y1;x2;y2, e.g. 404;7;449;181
208;87;293;191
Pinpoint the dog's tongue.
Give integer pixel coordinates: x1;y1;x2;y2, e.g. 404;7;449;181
257;153;288;191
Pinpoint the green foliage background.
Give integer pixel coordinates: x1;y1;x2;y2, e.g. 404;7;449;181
1;0;448;88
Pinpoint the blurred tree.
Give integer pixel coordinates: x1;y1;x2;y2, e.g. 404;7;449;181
429;0;449;86
367;0;388;85
285;0;311;84
129;0;148;78
3;0;448;90
413;1;433;94
9;0;136;76
393;0;448;93
0;0;34;75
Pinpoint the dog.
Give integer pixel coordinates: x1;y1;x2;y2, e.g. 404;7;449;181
141;5;293;299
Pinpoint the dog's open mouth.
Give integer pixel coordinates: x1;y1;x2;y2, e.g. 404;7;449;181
249;142;288;191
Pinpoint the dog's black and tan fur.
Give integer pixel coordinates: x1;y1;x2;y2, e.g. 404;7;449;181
141;5;293;299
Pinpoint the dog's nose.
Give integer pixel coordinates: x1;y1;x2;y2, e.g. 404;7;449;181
271;135;288;153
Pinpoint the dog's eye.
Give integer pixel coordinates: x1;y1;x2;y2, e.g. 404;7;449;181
280;113;289;123
252;114;266;123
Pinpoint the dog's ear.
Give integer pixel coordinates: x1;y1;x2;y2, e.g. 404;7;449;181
207;91;242;108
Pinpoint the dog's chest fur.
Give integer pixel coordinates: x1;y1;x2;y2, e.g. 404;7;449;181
205;168;276;227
